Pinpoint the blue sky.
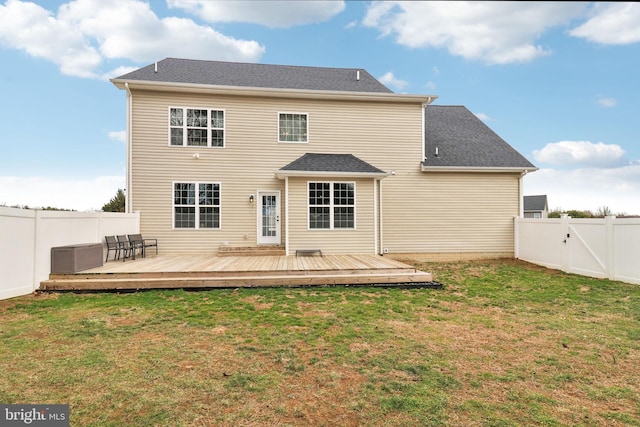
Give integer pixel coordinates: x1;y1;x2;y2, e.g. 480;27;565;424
0;1;639;214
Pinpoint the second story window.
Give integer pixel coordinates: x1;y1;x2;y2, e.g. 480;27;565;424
279;113;308;143
170;107;225;147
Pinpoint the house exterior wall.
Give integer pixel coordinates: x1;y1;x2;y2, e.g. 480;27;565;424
128;87;523;256
286;177;377;255
381;172;521;256
128;89;423;254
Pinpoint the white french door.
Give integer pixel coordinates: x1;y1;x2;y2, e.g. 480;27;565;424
257;191;281;245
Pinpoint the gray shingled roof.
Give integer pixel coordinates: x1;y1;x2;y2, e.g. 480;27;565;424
524;195;548;211
280;153;386;175
422;105;536;169
113;58;393;93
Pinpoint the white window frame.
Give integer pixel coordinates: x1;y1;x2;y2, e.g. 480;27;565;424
278;112;308;143
172;181;222;230
169;107;225;148
307;181;356;230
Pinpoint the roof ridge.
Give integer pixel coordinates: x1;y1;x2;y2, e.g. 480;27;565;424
160;57;366;72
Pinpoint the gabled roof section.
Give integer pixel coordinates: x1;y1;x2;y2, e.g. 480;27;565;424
422;105;537;172
524;195;548;211
277;153;387;179
113;58;393;93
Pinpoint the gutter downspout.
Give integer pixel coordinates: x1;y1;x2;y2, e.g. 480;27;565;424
124;83;133;213
515;170;530;260
421;97;433;162
421;101;427;162
518;170;528;218
285;177;290;256
373;178;378;255
379;178;384;255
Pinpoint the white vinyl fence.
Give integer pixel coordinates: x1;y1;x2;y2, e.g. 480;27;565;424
515;215;640;285
3;208;636;299
0;207;140;300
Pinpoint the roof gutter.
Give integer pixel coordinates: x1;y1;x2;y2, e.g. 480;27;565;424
111;79;437;104
276;170;389;179
421;165;539;173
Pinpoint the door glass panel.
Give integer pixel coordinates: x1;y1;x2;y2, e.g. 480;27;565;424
262;195;276;237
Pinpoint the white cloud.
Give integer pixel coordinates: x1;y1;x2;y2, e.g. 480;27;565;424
108;131;126;143
363;1;585;64
0;0;265;79
524;165;640;215
0;175;125;211
597;97;617;108
168;0;345;29
532;141;626;168
0;0;101;78
474;112;491;122
378;71;408;90
570;3;640;45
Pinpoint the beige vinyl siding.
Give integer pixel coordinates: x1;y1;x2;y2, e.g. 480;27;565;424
287;177;376;255
381;172;521;255
129;89;423;254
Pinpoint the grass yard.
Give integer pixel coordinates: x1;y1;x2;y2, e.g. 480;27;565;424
1;259;639;426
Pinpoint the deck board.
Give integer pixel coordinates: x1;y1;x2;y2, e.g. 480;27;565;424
57;254;419;275
41;254;437;291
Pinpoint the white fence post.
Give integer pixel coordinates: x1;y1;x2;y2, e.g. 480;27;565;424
560;214;570;273
514;216;520;259
605;215;616;281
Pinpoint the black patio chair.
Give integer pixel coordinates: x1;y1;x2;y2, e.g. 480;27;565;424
105;235;124;262
128;233;158;258
116;235;135;261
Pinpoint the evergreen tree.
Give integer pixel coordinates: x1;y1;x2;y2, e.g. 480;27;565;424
102;189;126;212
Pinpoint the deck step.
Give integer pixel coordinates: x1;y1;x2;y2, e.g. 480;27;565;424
218;246;285;257
40;271;435;291
49;267;419;281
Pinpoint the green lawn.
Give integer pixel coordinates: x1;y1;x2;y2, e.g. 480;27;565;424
1;259;639;426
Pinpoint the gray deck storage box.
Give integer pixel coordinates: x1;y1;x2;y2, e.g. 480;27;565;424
51;243;103;274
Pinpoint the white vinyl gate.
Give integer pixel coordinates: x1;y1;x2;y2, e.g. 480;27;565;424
515;215;640;285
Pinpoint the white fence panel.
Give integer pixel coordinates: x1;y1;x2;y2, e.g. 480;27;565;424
515;219;564;270
0;207;140;300
0;208;36;300
613;220;640;284
515;216;640;285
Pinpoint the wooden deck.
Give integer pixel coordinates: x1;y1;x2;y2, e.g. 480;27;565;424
39;254;437;291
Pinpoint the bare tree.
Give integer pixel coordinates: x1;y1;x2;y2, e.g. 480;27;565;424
594;206;612;218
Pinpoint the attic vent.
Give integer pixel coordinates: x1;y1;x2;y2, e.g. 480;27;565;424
154;62;158;73
356;70;360;81
435;147;439;157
